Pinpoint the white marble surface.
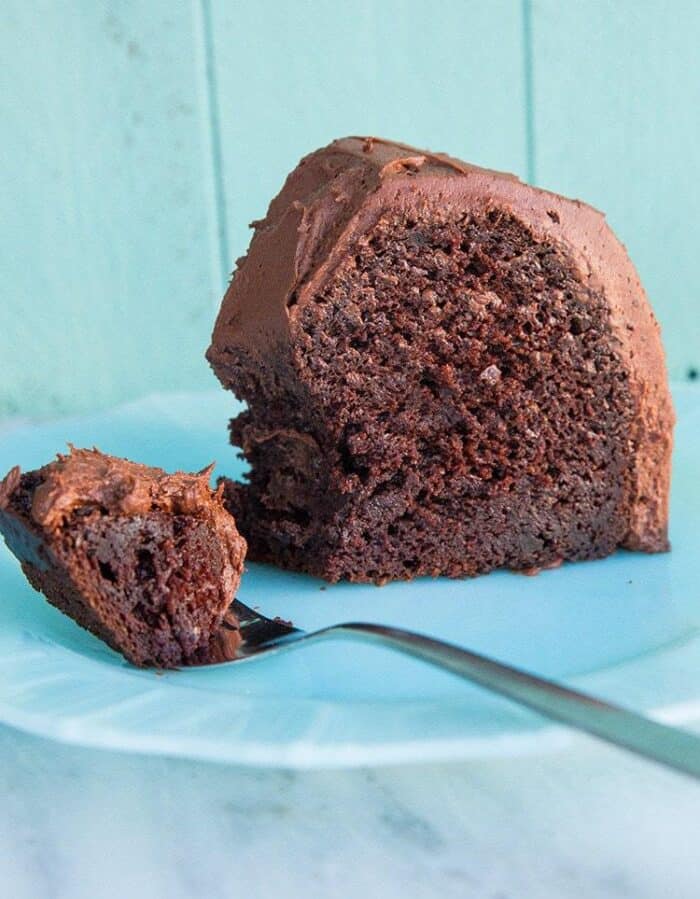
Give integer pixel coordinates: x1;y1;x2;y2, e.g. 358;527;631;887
1;723;698;899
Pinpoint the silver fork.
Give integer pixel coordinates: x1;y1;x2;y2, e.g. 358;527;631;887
220;598;700;780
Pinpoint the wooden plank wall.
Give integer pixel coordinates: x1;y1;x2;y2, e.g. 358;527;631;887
1;0;696;419
1;1;218;418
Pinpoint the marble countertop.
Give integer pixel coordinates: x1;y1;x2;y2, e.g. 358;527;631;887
2;723;698;899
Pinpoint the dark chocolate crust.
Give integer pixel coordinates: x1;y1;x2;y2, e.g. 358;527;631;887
0;449;246;666
208;137;674;584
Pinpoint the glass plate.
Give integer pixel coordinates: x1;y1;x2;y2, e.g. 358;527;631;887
0;386;698;768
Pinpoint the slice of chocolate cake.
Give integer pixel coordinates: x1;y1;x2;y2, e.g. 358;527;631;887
207;136;674;584
0;449;247;667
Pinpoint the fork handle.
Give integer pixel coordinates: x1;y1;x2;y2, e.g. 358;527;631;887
315;622;700;780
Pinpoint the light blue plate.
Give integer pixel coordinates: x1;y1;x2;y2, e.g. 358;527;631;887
0;387;699;768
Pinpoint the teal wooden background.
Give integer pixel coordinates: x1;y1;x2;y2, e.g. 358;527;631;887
1;0;697;420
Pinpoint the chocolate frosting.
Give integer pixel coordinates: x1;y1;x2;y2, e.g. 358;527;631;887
0;447;245;572
208;136;674;552
0;447;228;530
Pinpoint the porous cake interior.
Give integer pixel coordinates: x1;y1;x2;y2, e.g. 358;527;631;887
12;473;231;666
226;207;635;583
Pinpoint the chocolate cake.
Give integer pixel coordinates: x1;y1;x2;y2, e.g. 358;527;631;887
207;136;674;584
0;449;247;667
